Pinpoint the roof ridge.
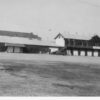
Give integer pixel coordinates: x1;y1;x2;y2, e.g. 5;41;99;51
61;32;91;40
0;30;41;40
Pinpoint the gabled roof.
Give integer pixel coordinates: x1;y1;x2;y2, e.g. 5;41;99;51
0;30;41;40
55;32;91;40
0;36;63;47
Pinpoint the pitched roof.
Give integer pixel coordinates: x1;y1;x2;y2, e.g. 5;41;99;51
0;36;63;47
55;32;91;40
0;30;41;40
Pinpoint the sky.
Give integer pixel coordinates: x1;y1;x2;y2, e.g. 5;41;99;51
0;0;100;40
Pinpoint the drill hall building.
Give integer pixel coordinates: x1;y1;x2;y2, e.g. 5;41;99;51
55;33;100;57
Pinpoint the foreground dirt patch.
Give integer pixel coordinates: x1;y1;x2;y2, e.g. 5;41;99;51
0;59;100;96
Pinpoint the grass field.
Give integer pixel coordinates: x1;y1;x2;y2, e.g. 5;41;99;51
0;53;100;96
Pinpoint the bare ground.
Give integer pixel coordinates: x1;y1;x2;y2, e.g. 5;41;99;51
0;53;100;96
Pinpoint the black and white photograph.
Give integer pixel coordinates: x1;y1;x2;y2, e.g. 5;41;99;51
0;0;100;97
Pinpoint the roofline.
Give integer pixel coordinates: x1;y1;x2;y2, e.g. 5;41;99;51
64;38;89;41
0;30;32;34
55;33;90;40
54;33;65;39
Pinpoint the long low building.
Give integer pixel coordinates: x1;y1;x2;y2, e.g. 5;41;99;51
0;30;63;53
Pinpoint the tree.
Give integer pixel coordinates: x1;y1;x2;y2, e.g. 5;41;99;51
90;35;100;46
90;35;100;42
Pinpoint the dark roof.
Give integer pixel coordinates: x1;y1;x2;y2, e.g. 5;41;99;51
0;30;41;40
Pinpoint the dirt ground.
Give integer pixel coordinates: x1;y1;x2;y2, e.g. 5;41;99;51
0;53;100;96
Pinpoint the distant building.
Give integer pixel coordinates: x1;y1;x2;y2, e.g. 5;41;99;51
55;33;100;57
0;30;63;53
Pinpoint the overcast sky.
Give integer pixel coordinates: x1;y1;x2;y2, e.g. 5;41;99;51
0;0;100;40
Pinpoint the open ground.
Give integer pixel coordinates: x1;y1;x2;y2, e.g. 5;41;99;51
0;53;100;96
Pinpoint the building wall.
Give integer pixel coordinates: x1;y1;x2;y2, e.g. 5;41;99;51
73;50;78;56
66;50;72;56
7;46;14;53
87;51;92;56
14;47;22;53
94;51;98;57
55;35;65;47
80;51;85;56
6;46;22;53
0;43;6;52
